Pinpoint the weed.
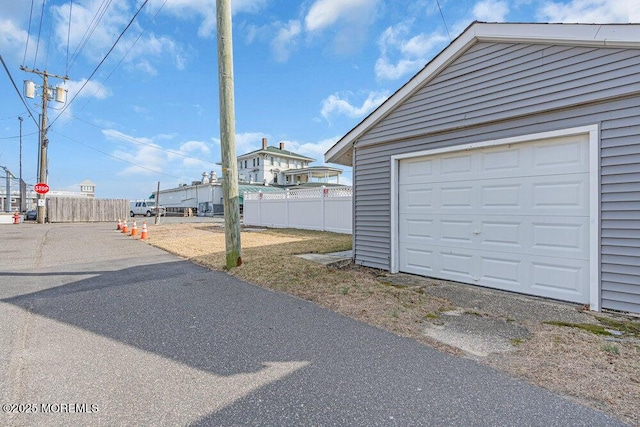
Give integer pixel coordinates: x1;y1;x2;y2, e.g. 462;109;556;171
340;286;350;295
424;313;440;319
603;343;620;355
438;305;457;313
544;321;613;336
392;308;400;318
595;316;640;338
510;338;525;346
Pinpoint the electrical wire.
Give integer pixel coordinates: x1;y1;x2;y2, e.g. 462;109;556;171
77;0;169;113
50;129;187;180
22;0;35;66
67;0;113;71
33;0;47;68
65;112;218;166
435;0;452;41
49;0;150;128
66;0;73;75
0;55;39;127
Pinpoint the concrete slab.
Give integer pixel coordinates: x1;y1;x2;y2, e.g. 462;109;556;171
296;251;352;268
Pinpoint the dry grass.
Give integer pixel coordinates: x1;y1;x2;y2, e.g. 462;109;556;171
146;223;640;426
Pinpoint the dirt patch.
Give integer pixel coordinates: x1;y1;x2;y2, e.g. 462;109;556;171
145;223;640;426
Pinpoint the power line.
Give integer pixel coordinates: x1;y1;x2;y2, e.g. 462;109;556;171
49;0;149;128
77;0;169;113
65;112;218;165
22;0;35;66
67;0;113;71
50;129;186;180
33;0;46;68
435;0;452;41
66;0;73;75
0;54;39;127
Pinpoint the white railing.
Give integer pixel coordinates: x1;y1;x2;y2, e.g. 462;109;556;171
243;186;352;234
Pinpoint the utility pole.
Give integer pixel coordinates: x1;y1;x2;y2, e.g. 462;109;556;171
216;0;242;268
18;116;25;212
21;67;68;223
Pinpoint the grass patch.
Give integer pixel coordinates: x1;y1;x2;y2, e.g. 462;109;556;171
510;338;525;346
602;343;620;354
544;321;613;336
595;316;640;338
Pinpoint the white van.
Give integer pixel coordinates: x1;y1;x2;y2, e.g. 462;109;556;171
130;200;166;217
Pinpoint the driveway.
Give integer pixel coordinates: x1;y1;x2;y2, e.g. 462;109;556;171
0;223;626;426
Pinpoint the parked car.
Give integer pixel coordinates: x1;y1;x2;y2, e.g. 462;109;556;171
25;210;37;220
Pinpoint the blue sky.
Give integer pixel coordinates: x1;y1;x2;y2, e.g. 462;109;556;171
0;0;635;199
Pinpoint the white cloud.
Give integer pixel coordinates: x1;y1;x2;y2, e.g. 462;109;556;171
305;0;377;31
105;129;216;177
0;19;28;61
374;23;448;81
473;0;510;21
304;0;379;55
64;78;112;101
321;91;389;120
270;20;302;62
537;0;632;23
149;0;268;38
234;132;270;156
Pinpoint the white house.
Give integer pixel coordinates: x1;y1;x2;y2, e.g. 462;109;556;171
238;138;342;185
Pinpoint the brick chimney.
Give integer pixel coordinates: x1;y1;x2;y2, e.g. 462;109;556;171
279;142;284;150
262;137;267;149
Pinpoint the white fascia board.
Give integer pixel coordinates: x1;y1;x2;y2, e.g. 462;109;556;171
324;22;640;165
324;29;477;165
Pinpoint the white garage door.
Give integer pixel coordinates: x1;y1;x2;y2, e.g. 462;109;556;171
398;134;590;303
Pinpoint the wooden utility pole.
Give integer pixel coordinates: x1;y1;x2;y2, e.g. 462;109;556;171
216;0;242;268
21;66;68;223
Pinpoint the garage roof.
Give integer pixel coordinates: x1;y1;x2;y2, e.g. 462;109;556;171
324;21;640;166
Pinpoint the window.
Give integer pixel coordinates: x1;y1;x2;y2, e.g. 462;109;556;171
244;160;248;168
257;157;260;166
252;158;256;167
270;156;274;165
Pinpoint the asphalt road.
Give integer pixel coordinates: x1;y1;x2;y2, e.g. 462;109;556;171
0;223;627;426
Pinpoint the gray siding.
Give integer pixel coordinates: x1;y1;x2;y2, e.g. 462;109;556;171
353;42;640;313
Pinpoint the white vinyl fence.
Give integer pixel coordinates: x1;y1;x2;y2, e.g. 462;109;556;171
243;186;352;234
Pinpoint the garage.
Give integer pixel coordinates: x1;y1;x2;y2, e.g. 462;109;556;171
397;132;592;303
325;22;640;313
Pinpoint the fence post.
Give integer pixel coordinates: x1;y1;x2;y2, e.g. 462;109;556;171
285;189;290;228
258;191;262;226
322;186;327;232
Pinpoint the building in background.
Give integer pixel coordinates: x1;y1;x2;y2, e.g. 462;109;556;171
157;139;345;215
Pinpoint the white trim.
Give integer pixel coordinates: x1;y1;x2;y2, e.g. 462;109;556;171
325;22;640;166
390;125;601;310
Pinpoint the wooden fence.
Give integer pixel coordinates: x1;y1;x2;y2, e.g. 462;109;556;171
47;197;129;223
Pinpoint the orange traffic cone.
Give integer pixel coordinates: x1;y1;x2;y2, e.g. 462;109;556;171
121;219;129;234
140;222;148;240
117;218;122;230
130;220;138;237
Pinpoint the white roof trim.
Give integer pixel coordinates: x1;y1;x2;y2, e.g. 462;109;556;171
324;22;640;165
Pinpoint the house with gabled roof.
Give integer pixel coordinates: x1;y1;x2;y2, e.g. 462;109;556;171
238;138;342;186
325;22;640;314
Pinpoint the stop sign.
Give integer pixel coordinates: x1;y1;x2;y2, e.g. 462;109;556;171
34;182;50;194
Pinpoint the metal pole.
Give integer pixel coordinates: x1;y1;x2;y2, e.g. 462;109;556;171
216;0;242;268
